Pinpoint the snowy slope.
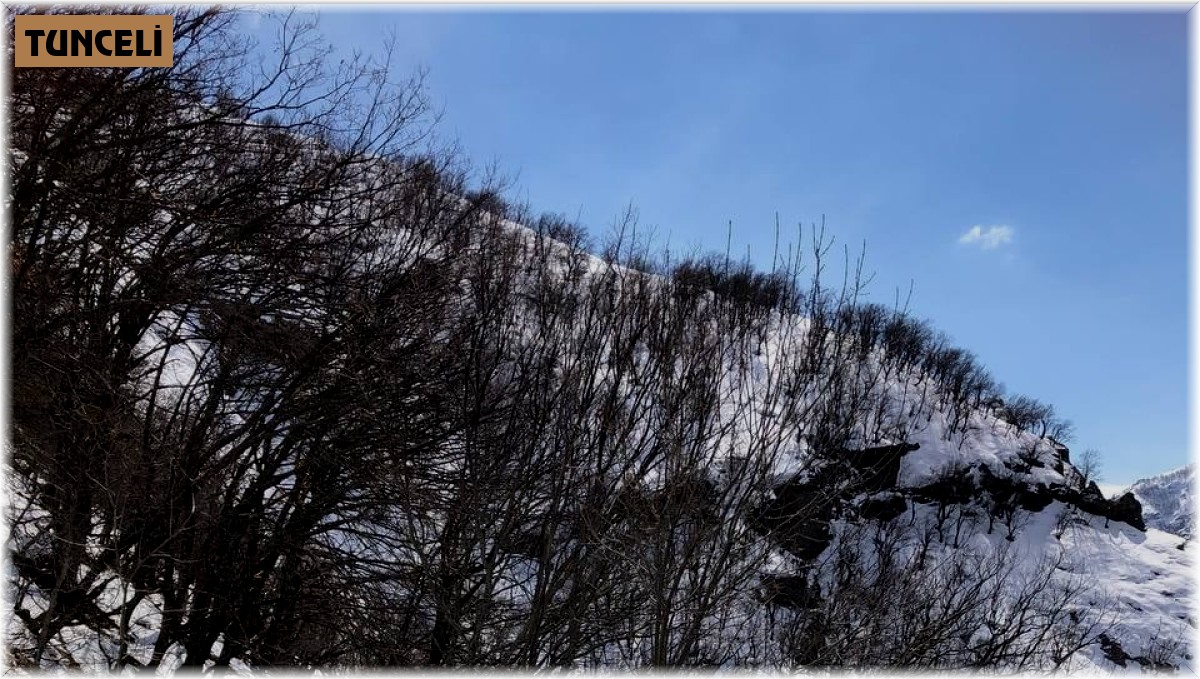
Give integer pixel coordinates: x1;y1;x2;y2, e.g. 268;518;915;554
797;404;1196;670
9;141;1195;670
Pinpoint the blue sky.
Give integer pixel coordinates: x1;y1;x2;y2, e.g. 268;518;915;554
249;9;1187;486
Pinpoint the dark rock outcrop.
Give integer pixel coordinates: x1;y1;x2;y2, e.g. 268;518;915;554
1014;480;1054;513
754;440;1144;582
860;492;908;521
1098;633;1178;671
758;573;817;610
841;442;920;494
753;443;920;562
912;468;977;506
1099;634;1130;667
910;463;1146;532
1109;492;1146;532
753;469;838;561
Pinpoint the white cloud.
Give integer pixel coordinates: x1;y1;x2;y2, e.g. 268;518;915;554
958;224;1014;250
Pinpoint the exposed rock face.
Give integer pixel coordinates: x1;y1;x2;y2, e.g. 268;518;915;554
753;472;837;561
1049;439;1071;465
758;574;817;610
909;464;1146;532
1098;633;1178;671
841;442;920;493
1109;492;1147;532
859;492;907;521
752;443;920;561
1062;484;1146;531
1099;633;1132;667
757;442;1149;568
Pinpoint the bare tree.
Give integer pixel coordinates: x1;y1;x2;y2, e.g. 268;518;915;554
774;520;1110;670
8;6;1162;672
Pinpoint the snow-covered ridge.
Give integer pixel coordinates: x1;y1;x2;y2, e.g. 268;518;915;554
507;214;1197;671
448;209;1198;671
10;97;1194;671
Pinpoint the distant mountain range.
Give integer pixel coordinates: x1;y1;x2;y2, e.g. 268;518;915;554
1124;466;1193;538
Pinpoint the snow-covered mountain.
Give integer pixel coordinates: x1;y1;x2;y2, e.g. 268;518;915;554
1126;466;1194;538
14;204;1193;670
9;55;1194;671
